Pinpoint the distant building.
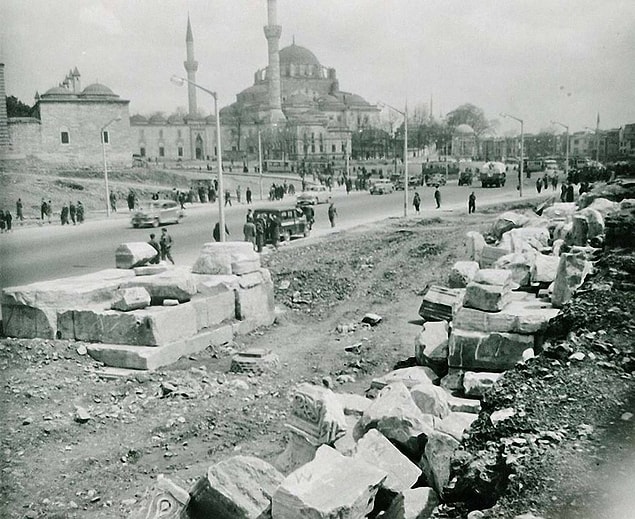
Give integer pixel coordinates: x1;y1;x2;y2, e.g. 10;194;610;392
451;124;477;158
619;124;635;158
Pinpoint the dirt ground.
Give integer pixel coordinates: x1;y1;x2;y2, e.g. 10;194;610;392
1;203;633;519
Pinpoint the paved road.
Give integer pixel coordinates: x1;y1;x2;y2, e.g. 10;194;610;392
0;180;546;291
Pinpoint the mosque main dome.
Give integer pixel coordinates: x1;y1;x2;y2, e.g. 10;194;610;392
279;44;321;67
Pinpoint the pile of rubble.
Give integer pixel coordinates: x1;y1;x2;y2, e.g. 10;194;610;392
1;241;275;371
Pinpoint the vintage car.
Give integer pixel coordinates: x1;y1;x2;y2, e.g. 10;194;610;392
296;184;329;205
131;200;183;228
369;179;395;194
480;162;507;188
425;173;447;187
253;207;309;243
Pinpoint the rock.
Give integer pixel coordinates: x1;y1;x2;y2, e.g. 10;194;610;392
414;321;449;369
110;287;151;312
115;242;159;269
569;352;586;362
229;348;279;374
500;227;550;254
74;406;91;423
192;242;260;275
448;261;480;289
490;407;516;426
121;268;197;304
448;395;481;414
605;206;635;249
491;212;530;240
571;214;590;246
353;429;422;495
231;256;262;276
448;329;534;371
440;368;464;393
463;372;503;397
418;285;465;322
275;433;320;475
383;487;439;519
372;366;437;390
436;411;478;441
334;393;372;417
410;383;451;419
463;269;513;312
587;197;618;217
620;412;633;421
480;245;511;268
135;474;189;519
530;253;560;284
552;239;565;256
579;208;605;239
188;456;283;519
235;277;276;329
163;299;179;306
354;382;434;458
551;253;592;308
553;221;574;243
542;202;577;221
333;415;360;456
494;253;533;286
271;445;387;519
133;265;169;276
421;431;459;495
466;231;486;264
76;344;87;355
361;313;383;326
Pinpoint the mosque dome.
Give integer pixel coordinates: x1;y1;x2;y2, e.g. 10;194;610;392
167;114;185;124
279;44;320;67
317;95;345;110
41;86;74;97
149;113;167;124
80;83;117;97
454;124;475;135
130;114;148;124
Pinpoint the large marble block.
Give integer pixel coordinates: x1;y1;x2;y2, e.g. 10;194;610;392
418;285;465;322
463;269;513;312
115;242;158;269
551;253;592;308
121;268;197;303
192;242;260;275
448;329;534;371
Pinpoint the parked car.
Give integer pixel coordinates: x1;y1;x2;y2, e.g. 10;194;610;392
253;207;309;243
480;162;506;188
425;173;447;187
297;184;328;205
131;200;183;228
369;179;395;194
458;169;474;186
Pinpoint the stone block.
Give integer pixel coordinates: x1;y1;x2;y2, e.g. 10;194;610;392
500;227;550;255
440;368;464;393
333;415;360;457
420;431;459;496
354;382;434;458
192;273;240;295
115;242;159;269
572;214;589;246
271;445;387;519
334;393;372;417
418;285;465;322
236;281;275;328
111;287;151;312
86;324;233;370
530;253;560;284
448;329;534;371
383;487;439;519
229;348;279;374
231;256;262;276
435;411;478;441
414;320;449;368
276;432;319;476
1;304;57;339
480;245;511;268
579;208;605;239
133;265;169;276
494;252;533;286
464;283;512;313
187;456;283;519
551;253;592;308
372;366;437;390
448;395;481;414
238;269;267;289
466;231;486;263
192;242;260;275
587;197;618;216
190;290;236;331
122;268;197;303
134;474;189;519
410;383;451;419
448;261;480;288
462;371;503;397
353;429;422;495
491;212;530;239
542;202;577;222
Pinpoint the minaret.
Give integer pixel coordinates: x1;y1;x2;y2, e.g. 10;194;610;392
263;0;285;123
184;15;198;117
0;63;10;153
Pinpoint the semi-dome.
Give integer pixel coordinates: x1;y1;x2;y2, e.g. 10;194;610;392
279;44;320;66
80;83;117;97
454;124;475;135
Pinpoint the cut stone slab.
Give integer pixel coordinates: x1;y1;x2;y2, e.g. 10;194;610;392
134;474;190;519
86;324;233;370
133;265;169;276
121;268;197;304
448;261;480;289
448;395;482;414
464;269;514;312
192;242;260;275
466;231;486;264
229;348;279;374
110;287;151;312
354;382;434;458
115;242;158;269
579;208;605;239
334;393;372;417
500;227;550;254
192;273;240;295
353;429;422;495
480;245;510;268
587;197;618;217
236;281;275;329
421;431;459;496
276;431;320;475
572;214;590;246
494;252;533;286
187;455;283;519
361;312;383;326
272;445;387;519
383;487;439;519
410;383;451;419
491;212;530;239
551;253;592;308
448;329;534;371
542;202;577;222
463;371;503;397
414;320;449;369
333;415;360;457
530;253;561;284
190;290;236;330
231;256;262;276
440;368;464;393
435;411;478;441
372;366;437;390
418;286;465;322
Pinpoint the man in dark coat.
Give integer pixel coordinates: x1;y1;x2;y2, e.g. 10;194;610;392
328;201;337;228
434;187;441;209
16;198;24;221
148;233;161;264
160;228;175;264
69;202;76;224
468;192;476;214
213;222;230;242
255;216;266;253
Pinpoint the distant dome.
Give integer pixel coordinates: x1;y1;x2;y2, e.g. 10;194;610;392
130;114;147;124
80;83;116;96
279;44;320;67
149;113;167;124
42;86;74;97
205;115;217;124
454;124;475;135
341;93;370;107
167;114;185;124
318;95;345;110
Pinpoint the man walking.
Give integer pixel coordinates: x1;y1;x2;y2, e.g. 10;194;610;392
468;191;476;214
236;185;242;204
40;198;47;221
16;198;24;221
328;201;337;228
69;201;76;225
110;191;117;212
255;215;266;253
148;233;161;264
434;187;441;209
76;201;84;223
225;190;232;207
246;187;252;205
413;191;421;213
243;218;256;250
160;228;174;264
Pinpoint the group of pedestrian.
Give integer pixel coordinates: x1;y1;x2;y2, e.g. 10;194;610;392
147;228;174;265
535;175;559;194
410;188;476;214
269;183;289;201
60;201;85;225
0;209;13;232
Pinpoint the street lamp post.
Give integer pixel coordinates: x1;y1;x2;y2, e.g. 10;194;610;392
380;102;409;216
171;75;226;241
551;120;569;181
101;115;122;217
500;112;524;197
257;128;263;200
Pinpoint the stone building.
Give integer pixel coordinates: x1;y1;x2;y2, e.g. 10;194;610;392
451;124;477;158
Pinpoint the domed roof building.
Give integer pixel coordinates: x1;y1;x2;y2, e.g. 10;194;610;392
454;124;475;135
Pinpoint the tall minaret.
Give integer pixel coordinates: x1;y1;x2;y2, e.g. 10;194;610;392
263;0;285;123
184;15;198;117
0;63;10;154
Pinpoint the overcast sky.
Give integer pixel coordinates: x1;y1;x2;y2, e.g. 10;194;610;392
2;0;635;134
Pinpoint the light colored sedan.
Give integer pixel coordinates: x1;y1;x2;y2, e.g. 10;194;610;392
131;200;183;228
297;184;328;205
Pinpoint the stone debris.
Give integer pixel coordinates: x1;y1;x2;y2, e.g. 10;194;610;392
466;231;486;264
135;474;190;519
448;395;481;414
115;242;158;269
463;371;503;397
420;430;460;495
490;407;516;426
530;253;560;285
187;455;283;519
383;487;439;519
229;348;279;374
371;366;437;390
448;261;480;289
414;320;449;369
491;212;530;240
361;312;383;326
333;392;372;417
110;287;151;312
418;285;465;322
463;269;514;312
499;227;550;255
480;245;511;268
551;253;592;308
122;268;198;304
74;406;91;424
435;411;478;441
410;383;451;419
448;329;534;371
271;445;387;519
494;253;532;286
192;241;261;275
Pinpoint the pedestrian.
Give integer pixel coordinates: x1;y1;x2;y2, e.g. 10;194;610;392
413;191;421;213
76;201;84;223
160;228;174;264
213;222;230;242
225;190;232;207
4;210;12;231
61;203;69;225
328;201;337;228
565;183;575;203
110;191;117;212
246;209;253;222
236;185;242;204
0;211;5;233
148;233;161;264
47;200;52;223
434;187;441;209
246;187;252;205
560;184;567;202
552;175;558;191
303;204;315;229
468;192;476;214
243;218;256;249
255;215;266;252
127;191;135;211
40;198;47;220
269;214;280;248
536;178;542;193
16;198;24;221
69;201;76;225
542;175;549;191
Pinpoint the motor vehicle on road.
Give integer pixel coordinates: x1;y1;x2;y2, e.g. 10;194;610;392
369;179;395;194
480;162;507;187
131;200;183;228
296;184;328;205
425;173;447;187
253;207;309;243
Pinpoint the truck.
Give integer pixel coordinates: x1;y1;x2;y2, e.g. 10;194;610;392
480;161;506;188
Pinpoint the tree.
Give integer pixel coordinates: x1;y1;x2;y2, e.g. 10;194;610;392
6;96;33;117
446;103;489;135
222;103;249;153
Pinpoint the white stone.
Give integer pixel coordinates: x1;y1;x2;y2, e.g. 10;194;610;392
410;383;451;419
448;395;481;414
372;366;436;390
463;371;503;397
435;412;478;441
383;487;439;519
466;231;486;263
236;280;275;328
500;227;550;254
491;212;530;239
110;287;151;311
272;445;387;519
421;431;459;495
490;407;516;425
334;393;372;417
579;208;605;238
588;197;618;217
494;252;533;286
414;321;449;367
192;242;260;275
542;202;577;221
115;242;159;269
333;415;360;457
449;329;534;371
448;261;480;288
551;253;592;308
530;253;561;284
121;267;197;303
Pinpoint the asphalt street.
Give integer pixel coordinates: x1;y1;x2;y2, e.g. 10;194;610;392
0;179;544;292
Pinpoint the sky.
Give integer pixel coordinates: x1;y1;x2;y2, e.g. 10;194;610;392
2;0;635;134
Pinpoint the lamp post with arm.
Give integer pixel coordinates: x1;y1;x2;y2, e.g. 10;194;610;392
171;75;225;241
551;120;569;181
101;115;122;217
500;112;524;197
